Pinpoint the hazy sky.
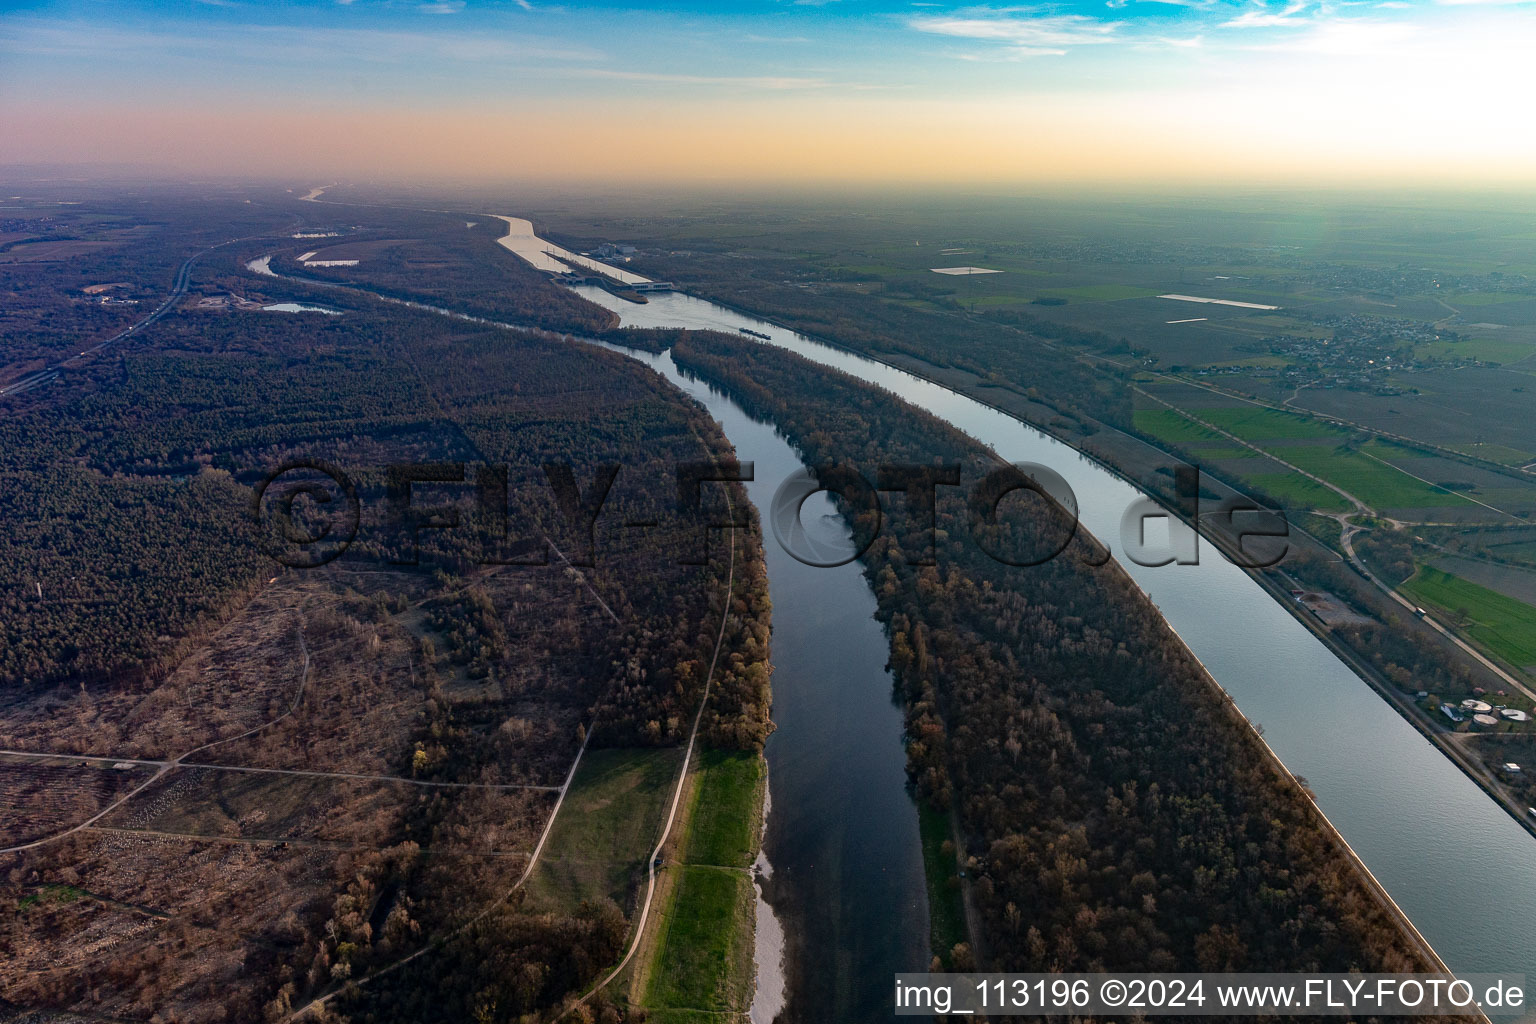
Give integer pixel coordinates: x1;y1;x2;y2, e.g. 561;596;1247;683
3;0;1534;185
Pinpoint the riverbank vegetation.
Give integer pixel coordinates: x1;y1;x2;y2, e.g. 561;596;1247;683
672;329;1447;977
636;750;764;1019
917;805;969;960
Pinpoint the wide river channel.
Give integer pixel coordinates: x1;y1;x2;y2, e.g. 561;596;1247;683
566;282;1536;1023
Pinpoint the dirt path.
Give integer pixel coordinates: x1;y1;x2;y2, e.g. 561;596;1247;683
0;614;311;855
577;448;740;1010
1132;384;1372;515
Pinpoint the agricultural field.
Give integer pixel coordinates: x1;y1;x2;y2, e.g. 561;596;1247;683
1134;384;1492;515
0;239;123;263
1245;471;1352;512
1489;539;1536;563
1050;283;1162;302
1445;442;1536;468
1187;443;1259;461
1132;408;1226;444
1402;567;1536;670
1197;406;1350;441
1290;366;1536;455
1266;444;1471;511
1429;555;1536;610
1413;335;1536;365
1362;448;1536;517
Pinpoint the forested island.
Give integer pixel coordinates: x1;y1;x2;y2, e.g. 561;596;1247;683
670;329;1452;980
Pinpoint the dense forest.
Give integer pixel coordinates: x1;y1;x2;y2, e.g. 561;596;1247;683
670;330;1445;979
0;188;292;370
0;195;770;1024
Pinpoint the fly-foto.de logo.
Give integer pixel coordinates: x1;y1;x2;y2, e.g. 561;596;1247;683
250;459;1291;571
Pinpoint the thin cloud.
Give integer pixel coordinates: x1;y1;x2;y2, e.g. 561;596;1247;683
1247;16;1420;51
910;10;1123;56
1220;1;1311;27
950;45;1069;56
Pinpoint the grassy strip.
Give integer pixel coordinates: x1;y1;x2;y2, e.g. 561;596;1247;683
633;748;765;1017
683;750;763;870
643;865;756;1012
918;803;968;963
1402;567;1536;668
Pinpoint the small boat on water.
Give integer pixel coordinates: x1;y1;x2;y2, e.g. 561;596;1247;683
739;327;771;340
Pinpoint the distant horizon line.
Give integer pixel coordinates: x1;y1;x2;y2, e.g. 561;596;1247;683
5;164;1536;202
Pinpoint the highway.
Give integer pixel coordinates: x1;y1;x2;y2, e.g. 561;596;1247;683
0;226;291;400
1338;526;1536;704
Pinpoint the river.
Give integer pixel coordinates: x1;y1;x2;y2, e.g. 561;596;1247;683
571;285;1536;1021
603;341;931;1022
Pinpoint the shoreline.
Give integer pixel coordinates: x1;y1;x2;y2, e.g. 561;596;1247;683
748;765;787;1024
633;283;1536;844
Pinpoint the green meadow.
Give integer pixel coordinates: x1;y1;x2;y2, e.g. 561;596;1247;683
1196;405;1349;441
1402;567;1536;668
1267;445;1470;510
526;747;683;913
642;749;764;1016
1134;408;1227;444
1246;471;1352;512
